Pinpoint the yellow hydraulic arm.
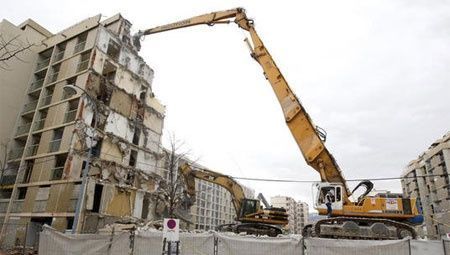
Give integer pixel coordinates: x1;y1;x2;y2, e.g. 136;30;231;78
179;163;246;217
137;8;350;200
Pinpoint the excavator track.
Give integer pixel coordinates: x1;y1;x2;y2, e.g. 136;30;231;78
306;217;416;240
216;223;282;237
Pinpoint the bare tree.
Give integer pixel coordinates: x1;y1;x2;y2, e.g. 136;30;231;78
154;134;195;224
0;35;34;70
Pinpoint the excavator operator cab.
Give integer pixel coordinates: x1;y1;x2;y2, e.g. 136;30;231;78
239;199;260;218
313;183;343;212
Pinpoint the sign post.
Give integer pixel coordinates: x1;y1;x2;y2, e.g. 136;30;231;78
162;218;180;255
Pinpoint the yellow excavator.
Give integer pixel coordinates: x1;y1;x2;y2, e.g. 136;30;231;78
136;8;423;239
179;163;288;236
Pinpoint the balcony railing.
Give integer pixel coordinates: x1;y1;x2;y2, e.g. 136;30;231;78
15;123;31;136
8;147;24;160
48;139;62;153
36;57;50;70
29;79;44;92
26;144;39;157
76;59;89;72
22;100;38;113
48;72;60;83
40;95;53;107
53;51;65;62
50;167;64;180
33;118;46;131
0;175;17;185
64;109;77;123
74;41;86;54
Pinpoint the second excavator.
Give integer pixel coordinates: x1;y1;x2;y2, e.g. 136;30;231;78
179;163;288;237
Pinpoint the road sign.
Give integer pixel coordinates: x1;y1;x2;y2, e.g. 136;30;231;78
163;218;180;242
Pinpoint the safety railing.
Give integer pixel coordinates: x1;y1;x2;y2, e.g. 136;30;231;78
64;109;77;123
47;71;60;83
35;57;50;70
74;41;86;54
33;118;46;131
7;147;24;160
40;95;53;107
22;100;38;113
15;123;31;136
29;79;44;92
26;144;39;157
48;139;62;153
53;51;65;62
76;59;89;72
50;167;64;180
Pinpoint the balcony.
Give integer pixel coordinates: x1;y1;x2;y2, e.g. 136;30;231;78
8;147;24;160
50;167;64;180
26;144;39;157
64;109;77;123
48;139;62;153
29;79;44;92
48;72;60;83
22;100;38;113
53;51;65;62
74;41;86;54
15;123;31;136
35;57;50;70
40;95;53;107
33;118;46;131
76;59;89;72
0;175;17;185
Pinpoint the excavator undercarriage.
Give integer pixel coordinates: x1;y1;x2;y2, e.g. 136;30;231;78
303;217;416;240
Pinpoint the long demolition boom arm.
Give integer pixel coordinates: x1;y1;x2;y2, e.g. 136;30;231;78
137;8;351;199
179;163;246;216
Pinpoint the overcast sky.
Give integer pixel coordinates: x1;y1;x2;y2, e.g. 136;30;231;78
2;0;449;210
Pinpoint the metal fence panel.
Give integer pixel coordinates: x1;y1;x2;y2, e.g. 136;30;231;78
410;240;445;255
38;226;130;255
304;237;409;255
216;233;303;255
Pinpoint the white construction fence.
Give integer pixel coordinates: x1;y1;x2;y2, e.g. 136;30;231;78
39;226;450;255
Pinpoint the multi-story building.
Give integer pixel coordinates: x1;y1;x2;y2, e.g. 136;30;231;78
0;19;52;159
191;178;255;231
271;196;309;234
0;14;166;248
401;132;450;239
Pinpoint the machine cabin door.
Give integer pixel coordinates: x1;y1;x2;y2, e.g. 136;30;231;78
315;185;343;211
239;199;259;218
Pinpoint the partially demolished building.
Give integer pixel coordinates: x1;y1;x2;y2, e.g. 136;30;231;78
0;14;166;247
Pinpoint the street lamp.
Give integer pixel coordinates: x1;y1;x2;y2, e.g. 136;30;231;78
62;84;98;234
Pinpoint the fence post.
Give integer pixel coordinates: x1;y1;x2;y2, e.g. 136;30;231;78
407;238;411;255
213;236;218;255
23;222;28;255
443;239;448;255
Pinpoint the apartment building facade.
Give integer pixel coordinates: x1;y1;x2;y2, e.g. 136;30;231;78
0;19;52;159
0;14;166;248
271;196;309;234
401;132;450;239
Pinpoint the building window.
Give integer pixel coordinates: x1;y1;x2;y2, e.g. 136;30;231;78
132;127;141;146
77;51;91;72
106;39;120;62
129;150;137;167
64;99;79;123
51;154;67;180
54;43;66;62
17;187;27;200
48;64;61;83
49;128;64;153
74;32;88;54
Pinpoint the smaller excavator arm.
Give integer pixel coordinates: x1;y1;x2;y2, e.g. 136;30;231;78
179;163;246;217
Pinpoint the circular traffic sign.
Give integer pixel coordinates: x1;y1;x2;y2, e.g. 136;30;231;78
167;219;177;229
